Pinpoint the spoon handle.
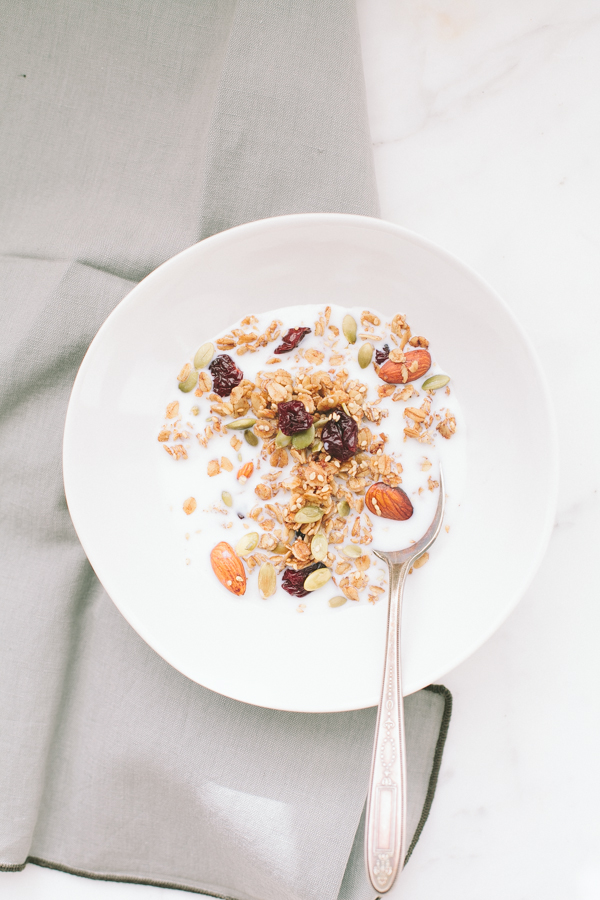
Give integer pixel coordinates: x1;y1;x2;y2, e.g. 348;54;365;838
365;559;410;893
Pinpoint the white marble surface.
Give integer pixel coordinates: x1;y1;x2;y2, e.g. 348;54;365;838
4;1;600;898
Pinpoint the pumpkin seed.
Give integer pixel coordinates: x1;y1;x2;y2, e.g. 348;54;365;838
178;368;198;392
244;430;259;447
291;424;315;449
313;416;330;428
342;543;362;558
358;342;373;369
258;562;277;599
272;542;287;554
275;430;291;447
311;439;323;453
303;567;332;592
311;532;328;561
194;342;214;369
337;500;351;517
422;374;451;391
294;505;324;524
342;314;357;344
226;416;257;430
328;595;347;608
235;532;259;557
221;491;233;508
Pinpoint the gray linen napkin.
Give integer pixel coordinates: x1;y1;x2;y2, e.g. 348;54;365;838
0;2;451;899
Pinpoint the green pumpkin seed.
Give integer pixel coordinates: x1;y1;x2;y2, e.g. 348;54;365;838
303;567;332;592
311;533;328;562
342;314;357;344
244;430;259;447
272;541;288;554
337;500;351;517
311;439;323;453
235;532;259;557
294;505;324;524
358;342;373;369
328;595;347;608
178;369;198;392
258;562;277;599
342;543;362;558
226;416;257;430
291;424;315;449
194;342;214;370
422;374;451;391
275;430;291;447
221;491;233;508
313;416;330;428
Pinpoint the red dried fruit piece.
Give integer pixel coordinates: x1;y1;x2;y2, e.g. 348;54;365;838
375;344;390;365
274;327;311;354
278;400;313;435
321;409;358;462
208;354;243;397
281;561;326;598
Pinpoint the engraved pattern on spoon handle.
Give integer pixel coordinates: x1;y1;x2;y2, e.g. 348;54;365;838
365;561;409;893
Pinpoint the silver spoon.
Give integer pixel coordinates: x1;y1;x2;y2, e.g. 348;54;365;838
365;467;446;892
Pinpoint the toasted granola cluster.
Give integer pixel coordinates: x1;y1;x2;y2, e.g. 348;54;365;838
159;305;456;605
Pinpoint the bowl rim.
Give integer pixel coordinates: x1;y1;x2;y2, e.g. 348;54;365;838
63;212;560;711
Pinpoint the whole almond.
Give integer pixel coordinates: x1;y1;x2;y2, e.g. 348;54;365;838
378;349;431;384
210;541;247;595
365;482;414;521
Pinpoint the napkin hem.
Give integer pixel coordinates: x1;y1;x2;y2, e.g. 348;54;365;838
1;857;238;900
404;685;453;865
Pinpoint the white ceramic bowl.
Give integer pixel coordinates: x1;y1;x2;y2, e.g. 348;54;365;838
63;214;558;712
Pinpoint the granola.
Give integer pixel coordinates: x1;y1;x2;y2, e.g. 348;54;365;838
158;304;461;607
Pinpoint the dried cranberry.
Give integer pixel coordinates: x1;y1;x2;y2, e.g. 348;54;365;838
274;327;311;354
278;400;313;435
375;344;390;365
321;410;358;462
208;354;243;397
281;561;326;598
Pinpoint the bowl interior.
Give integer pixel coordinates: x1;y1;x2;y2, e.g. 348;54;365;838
63;214;557;712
